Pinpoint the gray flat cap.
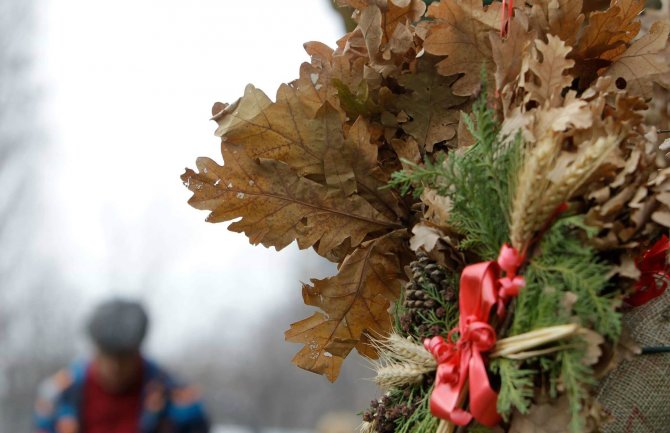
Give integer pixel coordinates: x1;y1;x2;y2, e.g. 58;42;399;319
87;299;149;354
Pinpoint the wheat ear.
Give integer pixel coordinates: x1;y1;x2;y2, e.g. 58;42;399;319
509;134;559;249
360;421;376;433
374;363;434;390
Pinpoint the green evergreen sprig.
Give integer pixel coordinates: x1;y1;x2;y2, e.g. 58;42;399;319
497;216;619;429
490;358;534;419
511;216;620;339
440;90;520;261
387;154;448;199
387;86;520;261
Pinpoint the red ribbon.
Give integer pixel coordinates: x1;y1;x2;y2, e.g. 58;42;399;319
423;244;524;427
625;235;670;307
500;0;514;37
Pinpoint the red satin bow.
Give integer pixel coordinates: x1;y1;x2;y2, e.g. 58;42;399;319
423;244;524;427
625;235;670;307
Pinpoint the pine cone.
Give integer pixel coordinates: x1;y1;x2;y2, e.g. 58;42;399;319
400;251;457;339
363;394;422;433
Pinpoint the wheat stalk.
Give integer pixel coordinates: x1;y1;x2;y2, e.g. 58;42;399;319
360;420;376;433
510;129;622;250
509;134;560;249
371;333;437;390
545;134;621;209
379;333;436;367
374;363;434;389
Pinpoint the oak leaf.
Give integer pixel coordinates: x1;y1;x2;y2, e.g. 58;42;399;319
605;20;670;97
508;397;573;433
299;41;368;116
529;0;584;46
396;60;467;151
424;0;501;96
524;35;575;107
321;114;405;221
181;141;399;257
490;17;535;94
214;84;339;177
570;0;644;87
356;0;425;69
285;231;408;381
409;222;443;253
421;188;452;226
382;0;426;39
359;5;384;60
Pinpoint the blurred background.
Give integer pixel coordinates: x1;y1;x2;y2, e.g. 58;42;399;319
0;1;378;432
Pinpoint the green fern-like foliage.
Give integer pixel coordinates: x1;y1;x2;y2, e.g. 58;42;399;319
441;89;520;261
511;216;620;339
498;216;619;429
387;154;448;199
387;86;520;261
490;358;534;419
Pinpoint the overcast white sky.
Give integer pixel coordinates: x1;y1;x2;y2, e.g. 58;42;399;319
36;1;343;356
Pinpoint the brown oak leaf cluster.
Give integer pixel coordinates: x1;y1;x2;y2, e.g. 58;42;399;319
182;0;670;388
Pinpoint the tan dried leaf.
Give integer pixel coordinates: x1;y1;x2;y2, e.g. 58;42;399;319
529;0;585;46
396;62;467;151
421;188;452;226
424;0;500;96
390;137;421;164
605;20;670;97
525;35;575;107
569;0;643;87
578;328;605;366
490;17;535;93
409;222;443;253
546;99;593;132
214;84;339;177
181;142;399;257
344;117;406;220
359;5;384;59
285;231;408;381
383;0;426;38
509;396;572;433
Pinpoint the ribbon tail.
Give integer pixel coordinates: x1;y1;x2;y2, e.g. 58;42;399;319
430;363;467;422
430;385;472;426
468;351;501;427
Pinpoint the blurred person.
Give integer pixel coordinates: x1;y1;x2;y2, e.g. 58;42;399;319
33;299;210;433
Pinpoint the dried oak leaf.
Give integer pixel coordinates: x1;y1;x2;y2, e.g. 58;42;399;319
396;60;467;151
568;0;644;89
299;41;369;116
605;20;670;98
524;35;575;107
355;0;424;69
409;222;443;252
338;116;406;221
509;396;573;433
421;188;452;227
490;17;535;94
180;141;400;257
529;0;584;47
214;84;341;178
285;231;408;381
423;0;501;96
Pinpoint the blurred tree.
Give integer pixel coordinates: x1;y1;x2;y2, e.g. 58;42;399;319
0;1;77;431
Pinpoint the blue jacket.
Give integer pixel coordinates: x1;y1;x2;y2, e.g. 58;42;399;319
34;358;209;433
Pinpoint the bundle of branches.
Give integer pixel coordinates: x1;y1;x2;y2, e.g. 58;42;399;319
181;0;670;431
